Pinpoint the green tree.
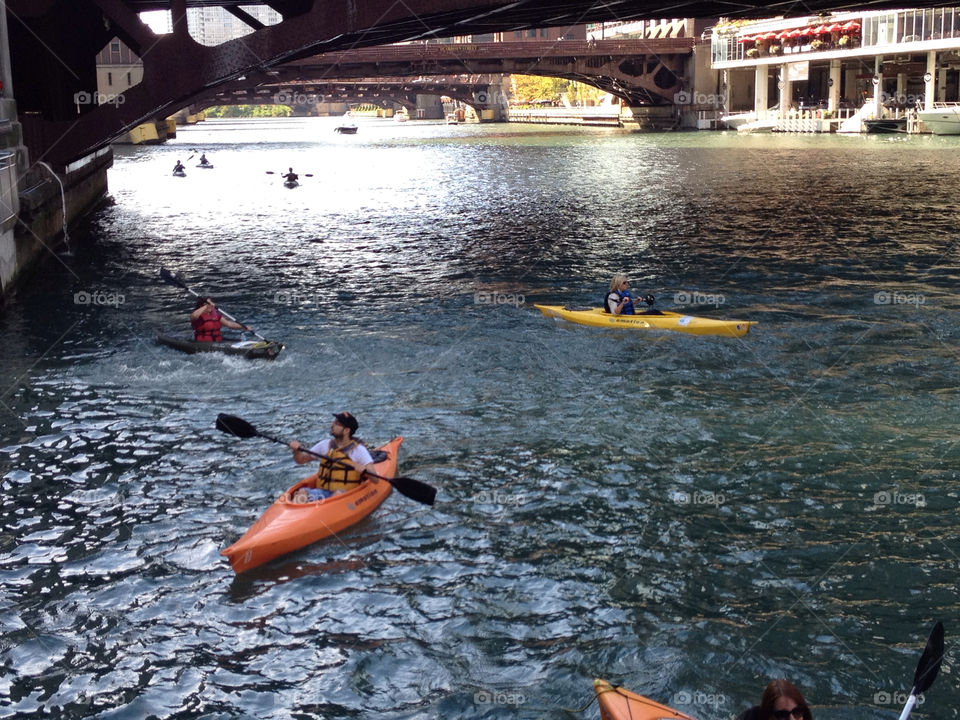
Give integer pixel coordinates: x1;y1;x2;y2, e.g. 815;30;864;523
204;104;293;118
511;75;570;104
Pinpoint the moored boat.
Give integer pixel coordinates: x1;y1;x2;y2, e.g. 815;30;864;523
594;679;697;720
534;305;756;337
335;123;358;134
864;116;908;133
916;103;960;135
155;330;284;359
721;111;755;130
221;437;402;573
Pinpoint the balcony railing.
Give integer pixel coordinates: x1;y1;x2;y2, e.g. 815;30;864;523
711;6;960;64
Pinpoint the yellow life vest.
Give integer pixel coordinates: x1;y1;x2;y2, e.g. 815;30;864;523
313;440;364;491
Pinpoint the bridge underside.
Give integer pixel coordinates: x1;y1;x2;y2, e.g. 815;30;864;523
199;78;497;112
7;0;947;166
199;41;691;111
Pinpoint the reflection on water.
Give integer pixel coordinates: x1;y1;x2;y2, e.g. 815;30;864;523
0;117;958;718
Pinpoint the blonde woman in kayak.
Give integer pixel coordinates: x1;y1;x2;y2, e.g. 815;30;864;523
289;411;374;503
604;275;655;315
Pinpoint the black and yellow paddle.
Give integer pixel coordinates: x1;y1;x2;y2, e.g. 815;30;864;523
158;267;268;342
214;413;437;506
897;620;944;720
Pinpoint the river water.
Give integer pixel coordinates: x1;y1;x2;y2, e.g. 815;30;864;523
1;116;958;719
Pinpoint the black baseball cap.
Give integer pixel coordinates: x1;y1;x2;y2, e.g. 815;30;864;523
333;411;359;433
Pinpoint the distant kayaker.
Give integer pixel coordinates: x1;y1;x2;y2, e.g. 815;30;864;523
736;679;812;720
173;159;185;174
289;411;374;503
199;153;210;166
604;275;655;315
282;167;299;183
190;297;251;342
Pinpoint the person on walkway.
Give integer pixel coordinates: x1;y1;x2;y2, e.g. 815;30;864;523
190;297;250;342
289;412;375;503
736;679;813;720
604;274;655;315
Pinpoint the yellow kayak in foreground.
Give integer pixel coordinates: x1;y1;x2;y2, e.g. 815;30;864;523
594;679;698;720
534;305;756;338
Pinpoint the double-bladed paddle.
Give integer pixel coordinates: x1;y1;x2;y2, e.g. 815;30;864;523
214;413;437;506
158;267;268;341
898;620;944;720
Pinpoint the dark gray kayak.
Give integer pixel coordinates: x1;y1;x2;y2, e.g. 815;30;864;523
155;330;284;359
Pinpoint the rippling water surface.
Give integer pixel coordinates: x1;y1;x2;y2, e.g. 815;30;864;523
1;116;959;718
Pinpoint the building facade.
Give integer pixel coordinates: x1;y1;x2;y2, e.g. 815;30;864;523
710;7;960;127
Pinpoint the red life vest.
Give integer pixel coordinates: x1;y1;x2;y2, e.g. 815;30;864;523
192;309;223;342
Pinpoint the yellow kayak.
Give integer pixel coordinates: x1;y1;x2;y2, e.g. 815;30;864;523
594;679;698;720
534;305;756;338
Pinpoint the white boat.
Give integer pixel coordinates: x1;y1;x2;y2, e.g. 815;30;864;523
737;119;777;134
394;110;409;122
720;111;755;130
445;112;459;124
916;103;960;135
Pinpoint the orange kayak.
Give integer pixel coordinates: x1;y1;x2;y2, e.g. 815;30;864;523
594;679;698;720
222;437;402;573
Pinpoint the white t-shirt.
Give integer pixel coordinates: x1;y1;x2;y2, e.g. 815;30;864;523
605;290;622;314
309;439;374;466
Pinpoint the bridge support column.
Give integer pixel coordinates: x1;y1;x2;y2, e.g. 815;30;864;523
779;66;792;118
415;94;444;119
828;60;842;113
473;77;509;122
754;65;769;115
924;51;936;108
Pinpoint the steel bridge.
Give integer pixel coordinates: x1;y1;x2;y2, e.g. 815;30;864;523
197;39;694;117
6;0;945;167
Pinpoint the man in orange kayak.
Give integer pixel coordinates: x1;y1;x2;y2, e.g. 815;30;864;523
190;297;251;342
289;411;375;503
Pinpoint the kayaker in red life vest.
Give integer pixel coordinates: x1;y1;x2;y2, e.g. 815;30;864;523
288;411;375;504
736;679;813;720
190;297;251;342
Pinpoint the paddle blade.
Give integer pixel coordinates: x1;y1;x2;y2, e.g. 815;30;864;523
388;475;436;506
215;413;260;439
159;267;188;289
913;621;944;694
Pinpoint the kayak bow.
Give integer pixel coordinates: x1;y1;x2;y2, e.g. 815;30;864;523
221;437;402;573
534;305;756;338
594;680;698;720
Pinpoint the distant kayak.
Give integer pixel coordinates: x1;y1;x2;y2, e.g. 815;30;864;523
534;304;756;338
593;680;697;720
221;437;402;573
172;169;186;177
155;330;284;359
283;179;299;188
196;163;214;169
